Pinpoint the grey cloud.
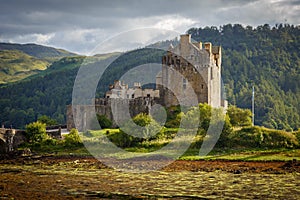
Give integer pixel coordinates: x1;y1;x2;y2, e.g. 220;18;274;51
0;0;299;54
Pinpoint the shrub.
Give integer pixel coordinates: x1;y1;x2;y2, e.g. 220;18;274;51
97;114;113;129
294;130;300;145
230;126;299;148
165;106;182;128
227;105;252;127
121;113;162;140
25;121;48;143
42;138;58;146
64;128;82;146
107;130;134;148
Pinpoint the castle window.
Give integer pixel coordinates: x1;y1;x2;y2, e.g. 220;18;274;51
106;96;110;98
132;94;135;98
201;84;204;89
183;78;187;90
117;91;121;97
147;94;150;97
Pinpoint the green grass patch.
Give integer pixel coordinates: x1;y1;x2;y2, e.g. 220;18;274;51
180;148;300;161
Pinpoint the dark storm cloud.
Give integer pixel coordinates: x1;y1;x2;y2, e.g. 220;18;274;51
0;0;299;54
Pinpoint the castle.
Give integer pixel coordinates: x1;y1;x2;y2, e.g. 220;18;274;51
67;34;226;130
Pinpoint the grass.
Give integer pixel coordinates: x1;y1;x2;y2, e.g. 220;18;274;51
180;148;300;161
18;127;300;161
0;50;49;83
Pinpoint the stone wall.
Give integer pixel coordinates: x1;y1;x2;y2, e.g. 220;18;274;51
0;128;27;154
67;97;157;131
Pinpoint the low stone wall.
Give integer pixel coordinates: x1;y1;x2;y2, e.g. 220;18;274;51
0;128;27;154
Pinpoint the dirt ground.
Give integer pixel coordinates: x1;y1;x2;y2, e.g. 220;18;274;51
1;155;300;199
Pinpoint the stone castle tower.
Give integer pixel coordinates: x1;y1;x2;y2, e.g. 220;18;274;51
67;34;226;130
156;34;226;108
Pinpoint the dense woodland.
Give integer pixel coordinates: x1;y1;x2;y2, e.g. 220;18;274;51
0;24;299;130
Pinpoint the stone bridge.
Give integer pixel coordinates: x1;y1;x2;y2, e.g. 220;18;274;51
0;128;27;154
0;125;68;154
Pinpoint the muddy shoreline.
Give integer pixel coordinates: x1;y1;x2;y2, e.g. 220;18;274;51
1;155;300;199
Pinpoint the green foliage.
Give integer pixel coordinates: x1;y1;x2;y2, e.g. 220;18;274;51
227;105;252;127
121;113;162;140
97;114;113;129
230;126;299;148
215;114;233;148
64;128;82;146
0;50;49;84
37;115;57;126
25;121;48;143
181;107;200;129
106;130;135;148
199;103;212;131
294;130;300;144
165;106;182;128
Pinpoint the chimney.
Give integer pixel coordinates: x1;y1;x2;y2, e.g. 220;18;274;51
180;34;191;57
204;42;212;54
180;34;191;45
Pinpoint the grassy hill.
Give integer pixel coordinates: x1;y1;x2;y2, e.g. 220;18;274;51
0;43;78;84
0;50;49;84
0;42;77;61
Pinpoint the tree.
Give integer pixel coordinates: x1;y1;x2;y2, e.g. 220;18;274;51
25;121;48;143
37;115;57;126
227;105;252;127
121;113;162;140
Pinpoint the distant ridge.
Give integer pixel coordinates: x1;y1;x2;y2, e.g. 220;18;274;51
0;42;77;60
0;42;78;84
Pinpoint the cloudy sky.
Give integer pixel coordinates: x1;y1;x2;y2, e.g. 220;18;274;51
0;0;299;54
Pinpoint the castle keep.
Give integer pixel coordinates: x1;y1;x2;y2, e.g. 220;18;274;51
157;34;225;107
67;34;226;130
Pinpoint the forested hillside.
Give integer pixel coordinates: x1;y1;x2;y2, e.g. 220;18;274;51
0;24;299;130
0;49;162;128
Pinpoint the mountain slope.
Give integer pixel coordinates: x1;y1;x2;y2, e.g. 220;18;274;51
0;43;77;61
0;50;49;84
0;43;79;83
